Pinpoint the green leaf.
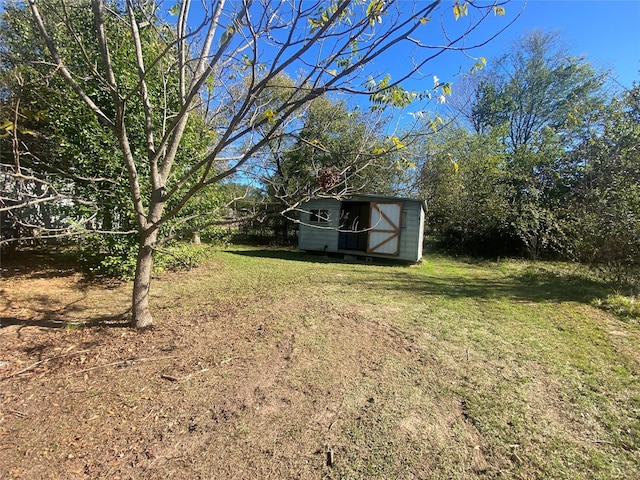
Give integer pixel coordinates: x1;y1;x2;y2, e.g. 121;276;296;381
470;57;487;74
219;26;234;46
366;0;385;27
310;139;327;150
241;54;253;67
17;127;36;136
419;17;430;25
168;3;180;16
308;18;321;32
493;6;506;16
428;114;444;134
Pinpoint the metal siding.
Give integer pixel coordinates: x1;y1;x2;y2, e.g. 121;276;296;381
298;199;340;252
298;197;425;262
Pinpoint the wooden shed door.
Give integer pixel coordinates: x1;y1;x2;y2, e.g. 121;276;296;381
367;202;402;256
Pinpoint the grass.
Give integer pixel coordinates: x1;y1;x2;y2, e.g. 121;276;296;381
593;293;640;322
1;246;639;479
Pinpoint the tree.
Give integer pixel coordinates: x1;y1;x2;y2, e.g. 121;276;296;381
0;0;228;275
268;96;401;199
417;125;514;255
2;0;513;328
470;31;606;148
464;31;607;258
562;82;640;283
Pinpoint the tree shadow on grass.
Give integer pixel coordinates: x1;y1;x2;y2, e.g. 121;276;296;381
227;248;414;267
370;268;608;306
0;308;131;330
229;248;607;306
1;251;132;329
1;248;79;280
1;280;131;329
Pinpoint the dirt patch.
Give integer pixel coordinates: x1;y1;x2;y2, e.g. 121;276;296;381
0;253;449;479
2;250;638;479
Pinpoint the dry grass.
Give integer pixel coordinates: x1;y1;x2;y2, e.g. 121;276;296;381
1;247;639;479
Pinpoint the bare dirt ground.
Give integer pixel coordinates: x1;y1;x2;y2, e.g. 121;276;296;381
1;249;638;479
0;250;461;479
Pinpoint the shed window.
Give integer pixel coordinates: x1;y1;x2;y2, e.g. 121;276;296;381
310;209;329;223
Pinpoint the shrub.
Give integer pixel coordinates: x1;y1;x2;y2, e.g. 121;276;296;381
75;225;230;279
76;234;138;279
154;243;217;273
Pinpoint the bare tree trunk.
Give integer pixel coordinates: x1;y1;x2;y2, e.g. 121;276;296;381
131;232;157;328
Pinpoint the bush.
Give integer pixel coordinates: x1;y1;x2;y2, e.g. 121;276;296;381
154;243;217;273
76;233;139;279
76;229;228;280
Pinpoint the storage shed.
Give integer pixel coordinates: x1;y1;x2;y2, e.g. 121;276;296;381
298;194;426;263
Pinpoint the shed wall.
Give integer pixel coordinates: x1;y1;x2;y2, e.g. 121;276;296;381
298;197;425;262
298;198;341;253
396;201;423;262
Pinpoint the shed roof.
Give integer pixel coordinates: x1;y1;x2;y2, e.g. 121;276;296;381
307;193;427;211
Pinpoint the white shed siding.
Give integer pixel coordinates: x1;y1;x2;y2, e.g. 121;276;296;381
417;205;425;259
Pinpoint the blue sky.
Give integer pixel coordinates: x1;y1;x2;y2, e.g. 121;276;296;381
358;0;640;125
454;0;640;88
316;1;640;116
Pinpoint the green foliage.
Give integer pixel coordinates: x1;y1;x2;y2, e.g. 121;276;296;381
366;0;386;27
366;74;452;112
76;234;139;279
452;1;469;21
76;234;228;280
154;243;219;273
416;29;640;290
511;203;564;261
0;1;148;230
1;0;220;267
308;1;351;32
418;126;516;255
560;83;640;284
471;31;606;149
270;95;402;199
423;31;608;260
368;75;415;109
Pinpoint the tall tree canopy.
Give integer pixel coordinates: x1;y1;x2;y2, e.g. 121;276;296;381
561;81;640;280
418;30;610;259
1;0;513;327
469;30;606;150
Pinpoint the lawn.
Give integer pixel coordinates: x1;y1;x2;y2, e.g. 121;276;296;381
1;246;638;479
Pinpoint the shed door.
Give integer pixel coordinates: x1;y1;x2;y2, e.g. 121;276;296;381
367;202;402;256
